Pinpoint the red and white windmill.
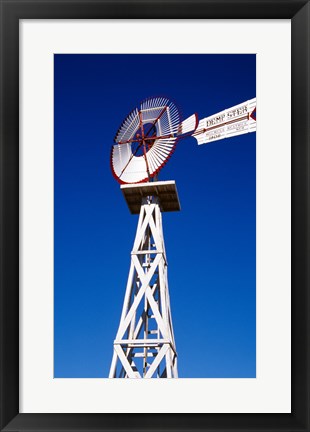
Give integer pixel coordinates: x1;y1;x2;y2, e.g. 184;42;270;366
111;96;256;184
109;96;256;378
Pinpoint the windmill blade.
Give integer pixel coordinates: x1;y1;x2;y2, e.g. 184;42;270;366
192;98;256;145
114;108;140;144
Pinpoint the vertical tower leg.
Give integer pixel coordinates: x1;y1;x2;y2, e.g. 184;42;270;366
109;196;178;378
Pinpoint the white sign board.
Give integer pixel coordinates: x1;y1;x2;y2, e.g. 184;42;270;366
193;98;256;145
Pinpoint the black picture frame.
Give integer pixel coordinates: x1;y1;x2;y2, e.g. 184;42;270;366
0;1;309;431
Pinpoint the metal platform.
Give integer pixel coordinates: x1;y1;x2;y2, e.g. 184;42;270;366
121;180;181;214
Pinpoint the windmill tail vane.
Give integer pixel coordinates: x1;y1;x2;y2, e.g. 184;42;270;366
189;97;256;145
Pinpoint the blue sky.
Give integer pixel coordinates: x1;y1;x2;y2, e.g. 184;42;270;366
54;54;256;378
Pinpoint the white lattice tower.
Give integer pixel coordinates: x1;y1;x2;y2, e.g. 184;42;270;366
109;181;179;378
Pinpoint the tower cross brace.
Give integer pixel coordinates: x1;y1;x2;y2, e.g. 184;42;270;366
109;181;180;378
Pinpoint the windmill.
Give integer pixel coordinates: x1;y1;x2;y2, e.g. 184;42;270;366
109;96;256;378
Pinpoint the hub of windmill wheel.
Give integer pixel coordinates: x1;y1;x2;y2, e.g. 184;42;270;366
132;123;157;154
